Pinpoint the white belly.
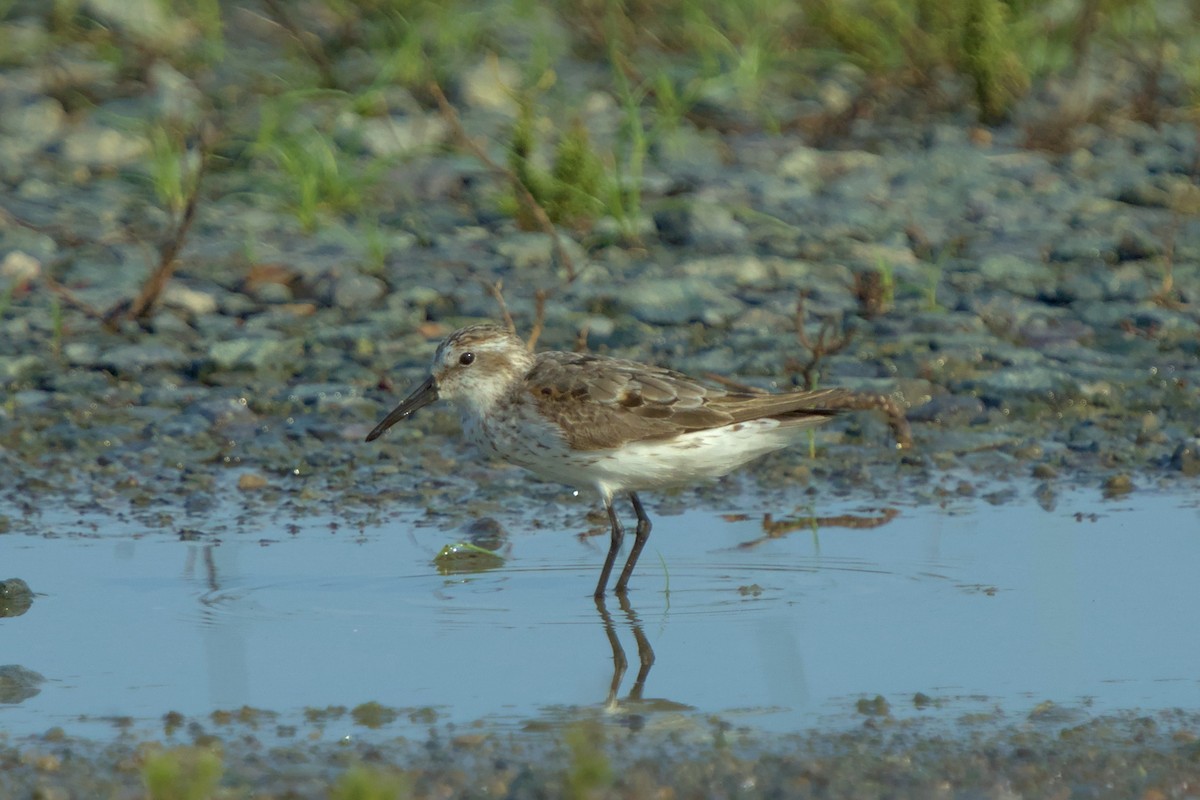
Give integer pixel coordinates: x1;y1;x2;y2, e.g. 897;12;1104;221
468;412;803;499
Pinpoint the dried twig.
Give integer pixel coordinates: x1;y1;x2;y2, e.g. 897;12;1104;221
817;391;914;450
429;80;576;282
42;272;103;320
482;280;517;335
8;125;212;333
108;148;207;329
701;372;768;394
786;290;854;390
735;507;900;548
526;288;547;352
482;281;550;352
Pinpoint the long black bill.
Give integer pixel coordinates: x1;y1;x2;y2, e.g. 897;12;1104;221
364;374;439;442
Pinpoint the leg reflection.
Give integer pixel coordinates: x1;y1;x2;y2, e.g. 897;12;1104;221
594;593;655;707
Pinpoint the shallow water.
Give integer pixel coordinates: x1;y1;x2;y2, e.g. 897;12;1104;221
2;488;1197;741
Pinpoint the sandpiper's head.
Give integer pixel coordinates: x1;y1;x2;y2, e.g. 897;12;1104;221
365;323;533;442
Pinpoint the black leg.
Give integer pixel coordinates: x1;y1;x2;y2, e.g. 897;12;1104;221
594;496;624;598
593;595;627;706
614;492;652;594
616;592;655;700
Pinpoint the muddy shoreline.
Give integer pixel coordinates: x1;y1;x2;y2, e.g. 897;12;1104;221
2;0;1199;795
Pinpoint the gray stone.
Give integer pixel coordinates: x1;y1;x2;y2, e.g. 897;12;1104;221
248;281;294;305
494;232;586;271
0;664;43;701
1169;439;1200;475
972;366;1078;398
0;355;40;384
162;284;218;316
979;254;1053;298
82;0;195;49
148;61;204;125
359;114;449;158
685;198;749;247
61;124;148;168
0;251;40;284
64;342;101;367
0;96;64;161
209;338;302;372
461;57;520;114
332;272;387;309
100;343;191;373
906;394;986;425
623;277;744;326
679;255;774;287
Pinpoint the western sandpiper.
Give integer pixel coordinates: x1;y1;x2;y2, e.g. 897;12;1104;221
366;323;851;597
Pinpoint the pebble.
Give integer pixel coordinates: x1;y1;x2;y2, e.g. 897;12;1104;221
61;124;148;168
100;343;191;374
208;338;303;372
331;272;387;309
359;114;449;158
623;277;744;326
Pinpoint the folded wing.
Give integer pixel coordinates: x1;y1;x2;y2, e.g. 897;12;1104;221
527;352;849;451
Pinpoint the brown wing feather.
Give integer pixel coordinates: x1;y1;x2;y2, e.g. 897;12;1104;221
527;352;848;452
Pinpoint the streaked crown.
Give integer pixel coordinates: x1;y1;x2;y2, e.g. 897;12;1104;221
431;323;534;412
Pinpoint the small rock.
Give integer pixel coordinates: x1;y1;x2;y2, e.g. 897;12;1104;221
0;355;41;385
209;338;302;372
623;277;743;326
61;124;148;168
0;578;34;617
680;255;773;286
148;60;204;125
359;114;448;158
855;695;890;716
905;395;985;425
461;56;520;115
1114;179;1170;208
1169;439;1200;475
0;250;40;284
1114;228;1158;262
653;207;691;246
0;664;45;703
332;272;386;309
238;473;268;491
0;96;64;160
100;343;191;374
162;284;218;316
974;366;1076;399
682;200;748;247
979;254;1053;298
463;517;507;550
63;342;101;367
495;232;585;271
82;0;195;49
1101;474;1134;498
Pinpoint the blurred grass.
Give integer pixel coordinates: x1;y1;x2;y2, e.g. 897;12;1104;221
2;0;1195;233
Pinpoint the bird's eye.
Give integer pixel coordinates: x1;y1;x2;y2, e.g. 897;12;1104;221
458;352;475;366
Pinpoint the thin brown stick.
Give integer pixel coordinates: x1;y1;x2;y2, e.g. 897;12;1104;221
526;288;547;352
818;391;914;450
573;324;590;353
701;372;768;394
736;507;901;548
482;280;517;335
43;272;104;320
107;147;208;329
429;80;576;282
787;290;854;390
